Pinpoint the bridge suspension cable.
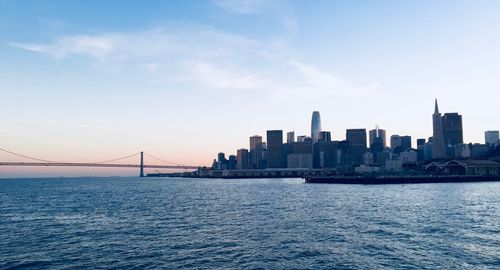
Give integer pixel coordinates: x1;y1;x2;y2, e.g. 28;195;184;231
0;147;58;163
144;153;187;167
93;152;141;164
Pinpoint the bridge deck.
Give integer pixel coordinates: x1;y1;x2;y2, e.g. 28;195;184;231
0;162;198;170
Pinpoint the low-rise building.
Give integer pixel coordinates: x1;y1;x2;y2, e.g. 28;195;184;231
425;159;500;175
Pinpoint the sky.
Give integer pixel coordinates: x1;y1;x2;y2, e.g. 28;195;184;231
1;0;500;177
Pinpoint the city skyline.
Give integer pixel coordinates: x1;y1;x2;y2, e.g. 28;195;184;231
2;0;500;176
1;97;498;177
211;98;497;173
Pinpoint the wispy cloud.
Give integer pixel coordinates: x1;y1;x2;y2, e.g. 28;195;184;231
9;25;378;98
213;0;270;14
289;60;377;97
185;61;279;91
10;35;115;59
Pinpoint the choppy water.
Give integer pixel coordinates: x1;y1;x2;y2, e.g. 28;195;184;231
0;177;499;269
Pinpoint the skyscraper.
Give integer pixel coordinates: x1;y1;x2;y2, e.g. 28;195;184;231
432;99;447;159
369;126;386;148
267;130;284;168
390;135;402;149
417;138;426;161
249;135;263;169
318;131;331;142
485;130;499;145
228;155;237;170
236;148;250;170
287;131;295;143
287;141;313;169
346;129;367;166
297;135;307;142
442;113;463;146
401;136;412;150
217;152;227;170
314;140;340;168
311;111;322;144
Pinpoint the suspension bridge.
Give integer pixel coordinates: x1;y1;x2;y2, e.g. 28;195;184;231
0;147;200;177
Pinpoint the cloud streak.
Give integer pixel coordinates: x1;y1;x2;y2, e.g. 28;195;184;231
9;25;377;98
213;0;271;14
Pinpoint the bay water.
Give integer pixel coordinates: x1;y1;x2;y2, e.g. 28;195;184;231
1;177;498;269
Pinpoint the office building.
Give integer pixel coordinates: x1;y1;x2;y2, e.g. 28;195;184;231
217;152;227;170
261;142;268;168
363;152;374;165
249;135;263;169
314;140;339;168
454;144;471;159
338;140;353;174
287;141;313;169
401;136;412;150
432;99;447;159
470;144;489;158
390;135;402;149
417;138;426;161
297;135;307;142
318;131;331;142
442;113;463;146
311;111;322;143
369;126;387;148
485;130;499;145
228;155;237;170
346;129;367;166
236;148;250;170
287;131;295;143
267;130;284;168
370;138;385;163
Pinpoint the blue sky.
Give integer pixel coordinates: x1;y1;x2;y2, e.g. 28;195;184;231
1;0;500;176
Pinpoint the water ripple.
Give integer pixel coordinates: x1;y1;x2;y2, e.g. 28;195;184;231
1;178;499;269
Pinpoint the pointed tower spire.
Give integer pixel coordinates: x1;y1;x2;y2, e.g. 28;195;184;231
434;99;440;114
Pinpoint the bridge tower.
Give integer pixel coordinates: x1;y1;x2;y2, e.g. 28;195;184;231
140;151;144;178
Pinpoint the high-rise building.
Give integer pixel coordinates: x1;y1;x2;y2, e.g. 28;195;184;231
370;138;385;163
267;130;284;168
338;140;353;174
346;129;367;166
318;131;331;142
311;111;322;144
249;135;263;169
297;135;307;142
401;136;412;150
432;99;447;159
417;138;426;162
261;142;268;168
287;141;313;169
217;152;227;170
313;140;339;168
228;155;237;170
236;148;250;170
369;126;387;148
470;143;489;158
417;139;426;149
442;113;463;146
287;131;295;144
390;135;402;149
485;130;499;145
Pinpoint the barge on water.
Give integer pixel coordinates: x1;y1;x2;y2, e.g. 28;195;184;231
304;175;500;185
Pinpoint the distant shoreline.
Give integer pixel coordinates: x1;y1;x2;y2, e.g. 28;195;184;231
304;175;500;185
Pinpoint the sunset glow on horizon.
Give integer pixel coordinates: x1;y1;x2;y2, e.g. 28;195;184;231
2;0;500;177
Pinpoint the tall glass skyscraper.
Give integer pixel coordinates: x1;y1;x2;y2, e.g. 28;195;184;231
311;111;322;144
